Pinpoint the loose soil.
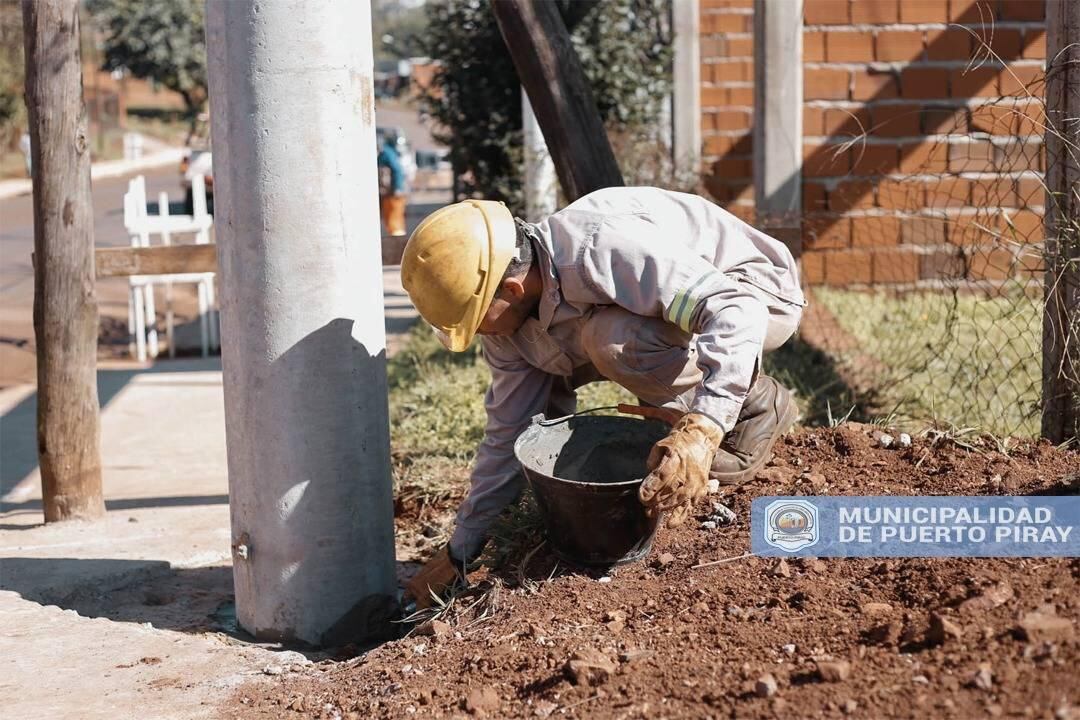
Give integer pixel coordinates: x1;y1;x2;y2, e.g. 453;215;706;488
229;424;1079;719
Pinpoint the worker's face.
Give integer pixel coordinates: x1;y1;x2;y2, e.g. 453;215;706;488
477;277;530;337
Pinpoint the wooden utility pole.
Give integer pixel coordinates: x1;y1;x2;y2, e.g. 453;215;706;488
22;0;105;521
1041;0;1080;443
492;0;623;201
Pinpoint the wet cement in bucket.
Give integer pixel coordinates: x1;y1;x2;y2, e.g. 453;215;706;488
520;417;667;486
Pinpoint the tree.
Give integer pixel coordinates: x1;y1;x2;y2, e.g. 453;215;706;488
87;0;207;136
418;0;672;212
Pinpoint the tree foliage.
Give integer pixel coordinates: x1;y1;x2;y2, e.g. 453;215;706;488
87;0;207;119
0;3;25;150
418;0;673;212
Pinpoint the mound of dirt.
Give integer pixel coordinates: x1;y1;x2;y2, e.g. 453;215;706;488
229;424;1079;719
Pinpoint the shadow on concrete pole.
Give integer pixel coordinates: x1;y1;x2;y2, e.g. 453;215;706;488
522;88;557;222
205;0;397;646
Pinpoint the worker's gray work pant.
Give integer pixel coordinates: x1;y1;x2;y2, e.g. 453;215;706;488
560;293;802;416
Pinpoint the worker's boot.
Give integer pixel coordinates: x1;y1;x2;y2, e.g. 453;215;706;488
710;375;798;486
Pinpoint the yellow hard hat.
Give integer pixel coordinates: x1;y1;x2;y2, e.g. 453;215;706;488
400;199;517;352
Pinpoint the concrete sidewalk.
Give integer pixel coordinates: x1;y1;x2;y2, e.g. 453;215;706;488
0;268;419;719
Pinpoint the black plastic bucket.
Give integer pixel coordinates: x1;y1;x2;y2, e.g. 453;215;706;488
514;413;669;566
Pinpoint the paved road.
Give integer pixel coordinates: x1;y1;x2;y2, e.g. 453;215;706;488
0;167;183;386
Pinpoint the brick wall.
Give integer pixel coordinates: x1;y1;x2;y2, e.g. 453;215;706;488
700;0;755;222
701;0;1047;289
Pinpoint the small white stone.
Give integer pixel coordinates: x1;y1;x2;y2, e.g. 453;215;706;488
707;479;720;494
782;644;796;654
262;665;284;676
898;432;912;448
913;675;929;684
598;576;612;583
879;433;895;449
700;521;718;530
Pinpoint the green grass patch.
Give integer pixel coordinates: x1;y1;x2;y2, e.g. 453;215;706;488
812;286;1042;436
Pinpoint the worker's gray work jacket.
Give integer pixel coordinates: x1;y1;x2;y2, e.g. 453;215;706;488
450;186;806;560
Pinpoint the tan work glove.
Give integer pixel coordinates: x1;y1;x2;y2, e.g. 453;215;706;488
404;546;464;610
639;413;725;528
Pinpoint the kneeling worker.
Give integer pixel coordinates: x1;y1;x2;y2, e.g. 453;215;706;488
400;187;806;607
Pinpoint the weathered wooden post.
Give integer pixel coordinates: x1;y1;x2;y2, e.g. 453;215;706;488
492;0;623;201
22;0;105;522
205;0;397;645
1041;0;1080;443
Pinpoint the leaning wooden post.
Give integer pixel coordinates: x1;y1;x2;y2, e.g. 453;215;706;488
22;0;105;521
1041;0;1080;443
492;0;624;201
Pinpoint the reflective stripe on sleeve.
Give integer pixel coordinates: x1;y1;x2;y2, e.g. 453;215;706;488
665;273;711;332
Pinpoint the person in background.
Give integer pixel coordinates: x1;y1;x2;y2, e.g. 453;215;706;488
377;131;408;236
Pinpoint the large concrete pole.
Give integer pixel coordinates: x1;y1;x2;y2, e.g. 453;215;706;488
672;0;701;174
522;88;557;222
205;0;397;646
753;0;803;251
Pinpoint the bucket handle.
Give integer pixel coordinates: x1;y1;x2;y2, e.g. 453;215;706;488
535;404;684;427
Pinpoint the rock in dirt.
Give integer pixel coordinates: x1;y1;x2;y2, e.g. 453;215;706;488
619;648;654;664
654;552;676;568
711;503;737;525
464;686;500;715
898;433;912;448
707;479;720;494
842;699;858;715
604;610;627;634
754;673;778;698
878;433;895;449
414;619;452;640
971;664;993;691
926;612;963;645
565;649;618;687
770;559;792;578
533;699;558;718
867;621;903;646
756;467;789;483
860;602;894;616
959;583;1014;614
700;520;717;530
815;659;852;682
1016;611;1075;643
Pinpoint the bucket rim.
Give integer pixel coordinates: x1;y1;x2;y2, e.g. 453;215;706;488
523;466;647;489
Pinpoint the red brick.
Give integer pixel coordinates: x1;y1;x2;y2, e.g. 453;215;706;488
970;177;1016;206
899;0;948;23
950;67;998;97
1015;176;1044;206
921;106;968;134
1000;64;1045;97
947;217;989;246
878;178;925;210
700;36;725;57
948;0;993;22
901;67;950;99
1014;100;1047;136
715;109;753;131
992;137;1042;174
850;143;900;176
804;31;827;62
853;71;898;100
872;248;920;282
925;29;973;61
805;68;851;100
902;216;949;245
803;107;826;136
714;13;751;32
949;141;996;172
968;248;1017;280
900;141;950;173
824;106;870;135
728;205;756;222
853;216;902;247
823;249;873;285
714;61;752;83
804;216;852;249
804;0;850;25
728;37;754;57
920;249;967;279
701;86;726;106
829;180;876;212
701;113;716;132
851;0;899;23
1022;30;1046;60
872;104;922;137
727;87;755;105
969;103;1017;135
925;176;972;208
704;134;742;156
804;182;829;212
999;0;1044;20
977;28;1023;61
804;143;851;177
801;251;826;284
876;31;924;62
827;31;874;62
1002;209;1044;243
712;155;752;178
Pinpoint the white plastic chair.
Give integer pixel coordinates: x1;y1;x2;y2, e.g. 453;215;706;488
123;174;218;361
